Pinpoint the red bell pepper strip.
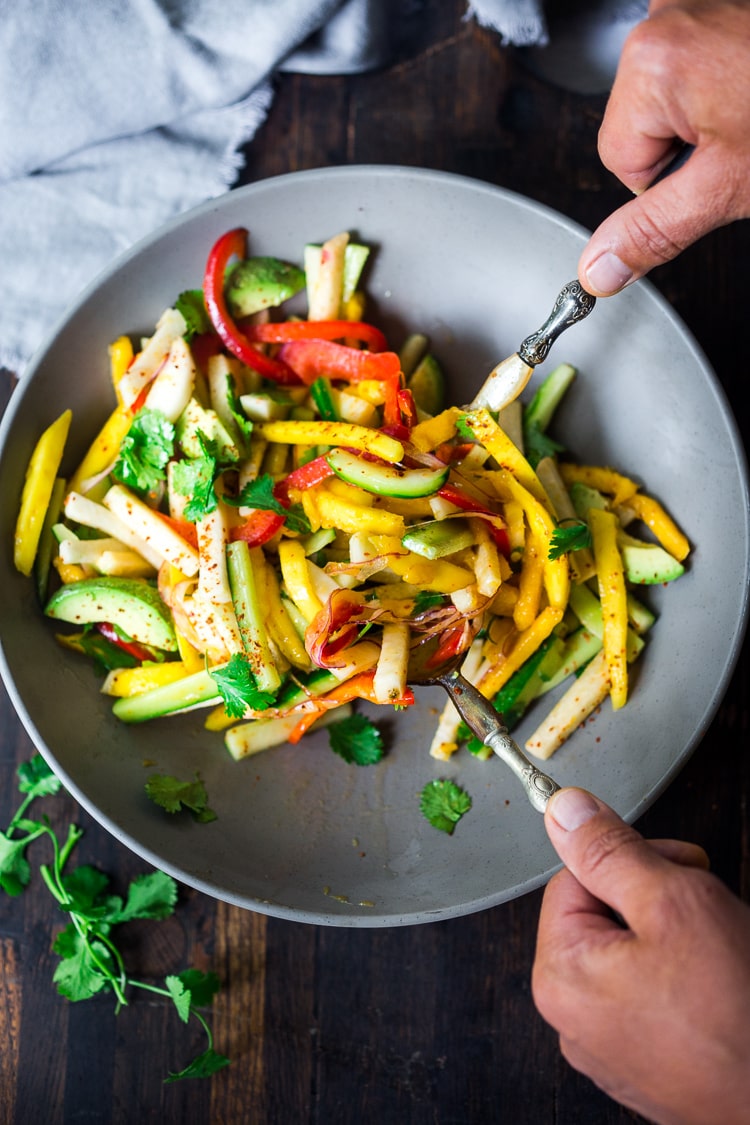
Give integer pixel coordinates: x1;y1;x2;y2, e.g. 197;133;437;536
275;454;334;505
437;484;511;557
277;339;401;385
229;509;285;547
96;622;156;663
154;511;199;550
203;228;299;384
397;387;418;429
243;319;388;352
189;331;222;373
424;624;469;670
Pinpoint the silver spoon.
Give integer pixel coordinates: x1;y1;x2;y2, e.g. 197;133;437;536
409;647;560;813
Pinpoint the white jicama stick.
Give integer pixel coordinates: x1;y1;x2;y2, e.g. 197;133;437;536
64;490;163;570
103;484;200;576
225;704;354;761
96;550;158;578
307;231;349;320
429;639;486;760
495;398;524;452
524;650;610;761
373;622;410;704
328;641;381;681
470;517;504;597
195;503;232;603
144;336;196;422
58;536;130;565
118;308;187;408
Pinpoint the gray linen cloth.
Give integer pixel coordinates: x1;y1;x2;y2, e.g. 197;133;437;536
0;0;544;377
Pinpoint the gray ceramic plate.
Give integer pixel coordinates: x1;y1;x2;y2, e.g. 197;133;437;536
1;166;747;926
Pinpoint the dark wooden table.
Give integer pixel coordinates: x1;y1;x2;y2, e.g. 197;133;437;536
1;5;748;1122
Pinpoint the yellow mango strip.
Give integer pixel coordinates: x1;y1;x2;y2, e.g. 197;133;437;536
325;477;375;507
351;379;386;406
372;494;435;519
409;407;462;453
14;409;72;576
489;584;519;616
174;627;204;674
108;334;134;402
463;408;552;509
278;539;323;624
342;290;366;321
491;468;570;611
260;558;311;671
253;420;403;463
589;507;628;710
513;534;545;632
477;605;563;700
558;462;638;508
625;492;690;561
382;553;474;593
300;490;322;532
100;661;196;698
314;488;405;537
52;558;87;585
67;403;133;496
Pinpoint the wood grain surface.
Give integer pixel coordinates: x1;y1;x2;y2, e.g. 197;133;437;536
1;4;748;1122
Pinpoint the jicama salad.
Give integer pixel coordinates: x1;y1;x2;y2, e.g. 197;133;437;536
13;227;690;773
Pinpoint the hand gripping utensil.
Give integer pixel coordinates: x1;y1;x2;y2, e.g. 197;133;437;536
469;142;695;414
408;648;560;813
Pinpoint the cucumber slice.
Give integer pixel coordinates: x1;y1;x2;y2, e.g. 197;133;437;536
325;448;448;499
112;668;220;722
401;518;474;560
407;354;445;416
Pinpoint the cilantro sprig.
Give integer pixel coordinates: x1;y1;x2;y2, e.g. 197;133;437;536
548;519;592;560
328;714;384;765
171;431;220;522
0;755;229;1081
174;289;211;342
112;408;175;495
209;654;277;719
419;778;472;834
224;473;311;535
145;772;217;823
522;421;564;469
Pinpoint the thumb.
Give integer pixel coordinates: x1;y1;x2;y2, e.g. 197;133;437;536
544;788;677;926
578;150;739;295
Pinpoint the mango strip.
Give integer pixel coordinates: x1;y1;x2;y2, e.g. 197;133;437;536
101;661;197;698
558;463;638;508
490;468;570;612
589;507;628;710
253;420;403;463
14;409;72;577
409;407;462;453
625;492;690;561
109;334;134;402
463;408;552;509
314;488;405;537
513;534;545;632
477;605;563;700
278;540;324;624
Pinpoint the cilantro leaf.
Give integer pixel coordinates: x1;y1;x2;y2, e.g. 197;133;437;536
209;654;276;719
548;520;592;560
225;473;310;535
17;755;61;799
328;714;384;765
419;778;472;834
112;408;175;495
61;865;114;919
52;925;115;1001
113;870;178;923
412;590;445;615
145;773;217;823
0;831;35;895
166;974;192;1023
522;421;564;469
171;433;219;522
164;1047;231;1083
175;289;211;341
176;968;221;1008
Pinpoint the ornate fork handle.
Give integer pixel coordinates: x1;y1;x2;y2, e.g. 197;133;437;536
518;280;596;367
438;670;561;813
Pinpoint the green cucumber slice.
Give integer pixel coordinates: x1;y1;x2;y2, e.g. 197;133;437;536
325;448;448;499
401;518;474;560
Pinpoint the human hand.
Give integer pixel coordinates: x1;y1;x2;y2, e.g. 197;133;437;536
532;787;750;1125
578;0;750;295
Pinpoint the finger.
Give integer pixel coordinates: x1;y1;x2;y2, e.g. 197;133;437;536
577;149;741;294
647;838;710;870
543;788;678;926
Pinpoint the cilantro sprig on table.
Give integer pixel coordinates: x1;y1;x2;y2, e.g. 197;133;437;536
328;714;384;765
0;755;229;1082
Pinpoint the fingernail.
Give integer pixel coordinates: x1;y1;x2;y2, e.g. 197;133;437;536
547;788;600;831
585;251;633;295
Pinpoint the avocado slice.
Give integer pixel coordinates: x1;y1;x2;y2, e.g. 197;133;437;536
45;576;177;651
617;532;685;585
175;397;239;461
225;256;306;319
